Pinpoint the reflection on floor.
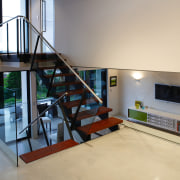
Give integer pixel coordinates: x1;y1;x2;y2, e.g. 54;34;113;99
2;126;180;180
8;117;63;155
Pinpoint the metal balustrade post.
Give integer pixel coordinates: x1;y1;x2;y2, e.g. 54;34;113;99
7;23;9;54
23;19;26;54
16;19;19;55
30;35;40;70
20;18;22;54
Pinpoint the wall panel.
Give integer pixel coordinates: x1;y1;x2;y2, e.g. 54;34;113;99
55;0;180;72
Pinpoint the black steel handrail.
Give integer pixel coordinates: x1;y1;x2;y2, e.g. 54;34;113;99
0;15;103;104
19;92;68;135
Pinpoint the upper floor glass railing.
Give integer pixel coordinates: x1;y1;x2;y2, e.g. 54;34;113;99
0;15;102;104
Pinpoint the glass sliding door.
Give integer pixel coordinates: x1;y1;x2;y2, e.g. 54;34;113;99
3;71;29;142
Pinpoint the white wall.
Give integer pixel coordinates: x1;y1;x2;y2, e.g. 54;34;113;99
107;69;121;116
118;70;180;118
55;0;180;72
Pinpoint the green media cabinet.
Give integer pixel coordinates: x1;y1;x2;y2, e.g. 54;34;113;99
128;107;180;132
128;109;147;122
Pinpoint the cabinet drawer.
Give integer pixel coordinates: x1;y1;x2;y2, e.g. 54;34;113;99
128;109;147;122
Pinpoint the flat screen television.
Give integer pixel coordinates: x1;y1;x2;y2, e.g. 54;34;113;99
155;84;180;103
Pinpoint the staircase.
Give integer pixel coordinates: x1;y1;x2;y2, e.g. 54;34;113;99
0;16;123;164
34;53;123;139
17;53;123;163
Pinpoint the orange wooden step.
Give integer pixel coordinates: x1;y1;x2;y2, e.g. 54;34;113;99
44;73;76;78
77;117;123;135
38;66;68;70
69;106;112;121
35;59;57;63
52;81;81;87
63;97;99;109
20;140;78;164
56;88;88;97
38;66;55;70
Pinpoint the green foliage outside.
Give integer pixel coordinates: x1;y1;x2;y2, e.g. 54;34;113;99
3;72;22;106
36;74;48;100
4;72;21;99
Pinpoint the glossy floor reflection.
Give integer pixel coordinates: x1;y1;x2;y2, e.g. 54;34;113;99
1;126;180;180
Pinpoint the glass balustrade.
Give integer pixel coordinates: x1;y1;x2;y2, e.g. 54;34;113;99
0;16;116;165
0;86;18;166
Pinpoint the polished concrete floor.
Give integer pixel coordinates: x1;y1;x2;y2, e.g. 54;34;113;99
1;126;180;180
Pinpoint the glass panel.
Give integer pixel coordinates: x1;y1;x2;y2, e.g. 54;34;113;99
79;69;107;100
8;20;17;53
3;71;28;140
0;86;18;166
0;22;7;52
1;0;26;53
41;0;54;52
2;0;26;21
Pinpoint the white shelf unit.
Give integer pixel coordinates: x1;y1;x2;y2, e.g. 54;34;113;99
128;107;180;132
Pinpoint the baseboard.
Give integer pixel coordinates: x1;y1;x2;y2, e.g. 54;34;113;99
115;115;180;144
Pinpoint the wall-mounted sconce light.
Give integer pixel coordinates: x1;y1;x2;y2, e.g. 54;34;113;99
132;71;143;81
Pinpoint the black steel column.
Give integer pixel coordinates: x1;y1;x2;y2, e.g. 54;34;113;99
7;23;9;54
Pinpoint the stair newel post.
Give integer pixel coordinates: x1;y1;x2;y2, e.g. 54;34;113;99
39;117;50;146
6;23;9;55
58;101;74;141
16;18;19;55
30;35;40;70
71;90;86;130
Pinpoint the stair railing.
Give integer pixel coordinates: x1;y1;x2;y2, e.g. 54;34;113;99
18;92;74;146
0;15;103;105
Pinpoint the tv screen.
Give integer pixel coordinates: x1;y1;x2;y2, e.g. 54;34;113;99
155;84;180;103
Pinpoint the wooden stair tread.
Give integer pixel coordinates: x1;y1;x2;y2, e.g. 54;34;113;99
38;66;68;70
35;59;57;63
77;117;123;135
44;73;76;78
69;106;112;121
20;140;78;164
52;81;81;87
63;97;98;109
56;88;88;97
